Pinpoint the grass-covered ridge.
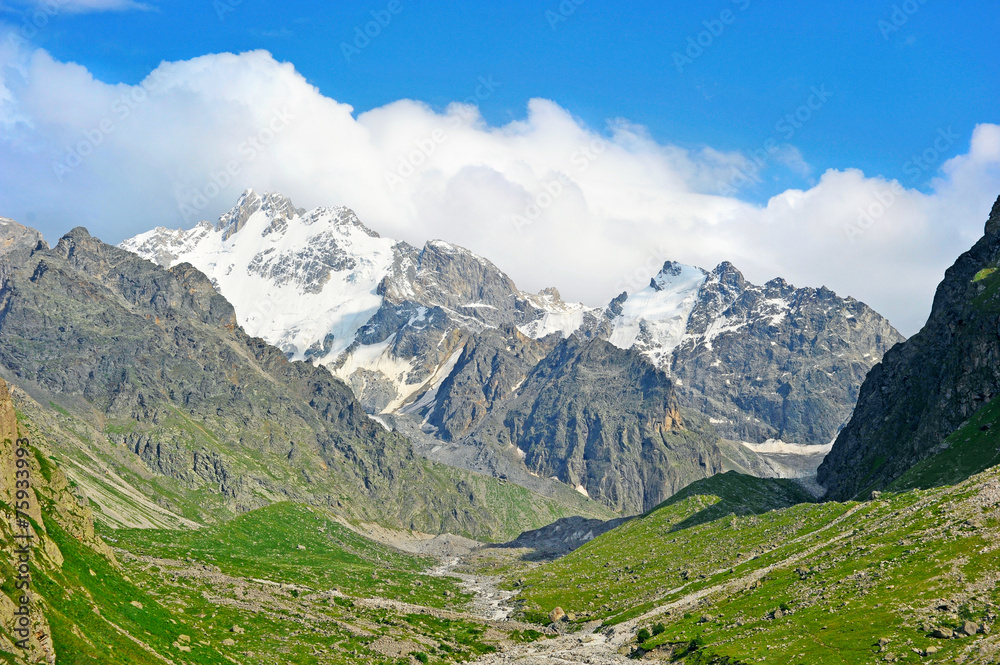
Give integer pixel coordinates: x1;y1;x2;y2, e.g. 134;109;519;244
512;468;1000;663
511;472;823;625
113;502;469;608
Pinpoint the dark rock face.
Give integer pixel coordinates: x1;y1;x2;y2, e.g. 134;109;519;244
670;263;903;446
423;327;558;441
469;338;722;514
498;515;629;558
819;196;1000;500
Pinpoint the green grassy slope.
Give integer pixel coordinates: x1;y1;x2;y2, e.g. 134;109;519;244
3;374;552;664
112;502;468;609
34;505;543;665
513;469;1000;663
511;472;821;625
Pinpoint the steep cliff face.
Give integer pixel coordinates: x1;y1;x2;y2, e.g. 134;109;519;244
819;196;1000;500
465;338;722;514
418;327;559;441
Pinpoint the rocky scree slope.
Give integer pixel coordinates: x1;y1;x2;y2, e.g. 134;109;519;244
820;195;1000;500
0;225;605;540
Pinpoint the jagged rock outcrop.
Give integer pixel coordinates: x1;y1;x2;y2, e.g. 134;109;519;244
419;327;559;441
819;195;1000;500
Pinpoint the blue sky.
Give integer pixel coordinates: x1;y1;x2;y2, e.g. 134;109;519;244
0;0;998;334
10;0;997;199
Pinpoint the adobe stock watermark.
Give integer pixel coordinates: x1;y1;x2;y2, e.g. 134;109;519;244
716;85;833;196
175;107;294;223
844;127;958;243
612;245;675;296
878;0;929;40
52;69;168;182
673;0;752;73
384;75;500;192
213;0;245;21
511;136;608;234
341;0;403;62
546;0;586;30
5;0;77;49
13;437;44;652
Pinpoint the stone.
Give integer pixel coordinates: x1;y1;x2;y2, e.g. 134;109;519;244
549;607;566;623
231;625;245;634
932;627;953;639
130;601;143;610
222;639;236;646
962;620;979;635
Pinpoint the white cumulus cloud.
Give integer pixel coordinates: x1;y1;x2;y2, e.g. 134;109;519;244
0;45;998;336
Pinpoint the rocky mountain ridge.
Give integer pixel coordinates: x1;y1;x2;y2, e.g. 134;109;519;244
820;194;1000;499
123;190;599;416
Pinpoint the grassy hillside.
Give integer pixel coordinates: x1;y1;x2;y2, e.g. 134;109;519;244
0;374;554;664
512;469;1000;663
112;502;468;609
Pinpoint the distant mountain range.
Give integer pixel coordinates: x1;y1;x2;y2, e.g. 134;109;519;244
120;190;902;511
6;195;1000;665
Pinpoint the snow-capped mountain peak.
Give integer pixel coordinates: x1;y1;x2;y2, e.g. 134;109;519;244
607;261;708;366
121;190;596;413
122;191;399;363
218;189;301;239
